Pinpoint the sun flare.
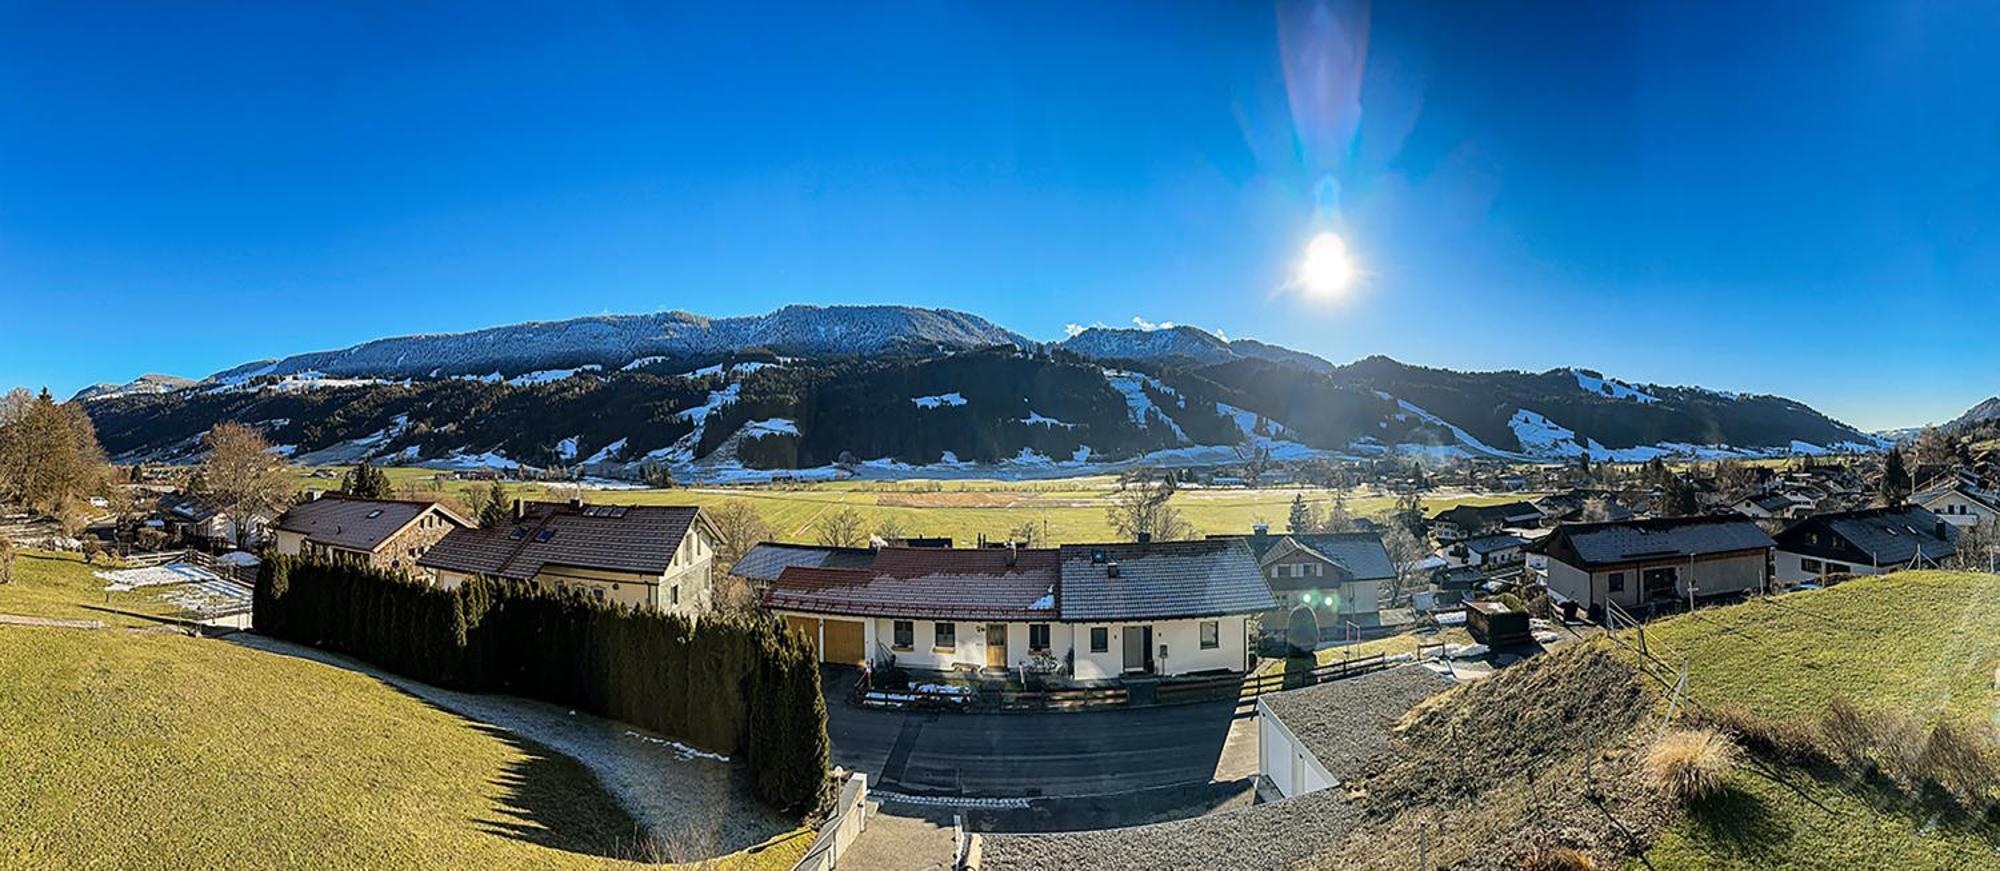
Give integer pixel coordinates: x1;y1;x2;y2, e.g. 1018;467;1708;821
1297;231;1354;296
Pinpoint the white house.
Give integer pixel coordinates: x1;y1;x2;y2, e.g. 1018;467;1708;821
1248;531;1395;629
419;500;720;617
1913;482;2000;530
762;538;1275;680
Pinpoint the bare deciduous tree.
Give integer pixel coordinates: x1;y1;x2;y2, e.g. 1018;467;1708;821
814;506;867;548
707;499;773;571
192;422;294;548
1105;469;1192;541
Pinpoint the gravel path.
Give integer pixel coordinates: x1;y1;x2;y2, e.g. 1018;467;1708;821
226;633;798;857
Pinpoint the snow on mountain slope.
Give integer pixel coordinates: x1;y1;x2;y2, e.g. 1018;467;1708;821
202;305;1026;383
70;373;196;403
1571;368;1659;403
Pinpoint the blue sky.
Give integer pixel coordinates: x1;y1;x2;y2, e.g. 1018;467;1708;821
3;1;1996;430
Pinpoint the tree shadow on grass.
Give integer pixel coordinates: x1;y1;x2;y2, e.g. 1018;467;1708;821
463;721;658;861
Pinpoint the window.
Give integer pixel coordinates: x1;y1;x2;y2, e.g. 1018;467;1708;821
893;620;914;649
1199;620;1219;649
1312;563;1323;577
670;584;679;605
1801;557;1824;573
1267;566;1279;579
934;622;957;649
1089;627;1108;653
592;588;605;602
1029;623;1050;651
1607;572;1625;592
1826;562;1848;574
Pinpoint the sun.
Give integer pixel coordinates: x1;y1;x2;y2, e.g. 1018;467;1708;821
1297;231;1354;296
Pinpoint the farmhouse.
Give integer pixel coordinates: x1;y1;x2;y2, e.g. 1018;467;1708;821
762;538;1274;680
418;500;720;616
1249;531;1395;628
1771;505;1957;586
271;495;471;572
1536;517;1773;619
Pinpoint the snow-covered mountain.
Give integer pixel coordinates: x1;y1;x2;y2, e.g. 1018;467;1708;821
69;373;195;403
75;306;1886;480
204;305;1027;384
1056;325;1336;373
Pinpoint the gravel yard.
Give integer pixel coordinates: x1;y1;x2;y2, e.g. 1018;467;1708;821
228;633;797;857
982;665;1455;870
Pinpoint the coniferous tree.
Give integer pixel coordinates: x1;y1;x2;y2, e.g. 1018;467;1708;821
477;480;511;527
1880;446;1912;506
343;460;390;499
1287;493;1312;534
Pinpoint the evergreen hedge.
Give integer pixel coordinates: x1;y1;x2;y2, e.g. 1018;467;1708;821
254;555;829;813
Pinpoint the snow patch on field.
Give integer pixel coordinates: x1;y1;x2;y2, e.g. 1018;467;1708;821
508;365;600;386
1573;369;1659;403
742;418;798;438
912;392;967;409
1020;410;1074;428
582;437;627;465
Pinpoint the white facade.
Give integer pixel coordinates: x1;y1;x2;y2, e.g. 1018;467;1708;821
1771;550;1879;587
777;611;1253;680
1257;697;1333;799
1915;489;1997;529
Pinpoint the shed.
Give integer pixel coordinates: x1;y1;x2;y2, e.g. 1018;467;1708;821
1464;600;1531;646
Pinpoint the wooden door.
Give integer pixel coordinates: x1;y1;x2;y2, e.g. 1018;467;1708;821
985;624;1008;669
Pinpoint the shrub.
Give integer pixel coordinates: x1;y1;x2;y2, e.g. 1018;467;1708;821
1916;719;2000;812
1693;702;1829;767
1647;727;1741;804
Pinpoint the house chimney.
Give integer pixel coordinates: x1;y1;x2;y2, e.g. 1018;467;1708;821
1106;561;1120;578
569;494;585;510
1936;520;1949;540
1251;522;1269;539
1005;542;1017;567
512;498;525;521
1137;531;1152;544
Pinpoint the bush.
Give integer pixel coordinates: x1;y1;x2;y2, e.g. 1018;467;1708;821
254;555;830;813
1646;728;1741;804
1820;696;1923;781
1916;719;1999;812
1693;702;1829;767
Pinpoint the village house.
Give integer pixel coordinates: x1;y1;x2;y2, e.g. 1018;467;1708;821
1912;481;2000;530
158;493;273;550
271;494;471;572
1770;505;1957;586
1535;517;1774;619
759;538;1275;680
728;540;877;590
1732;491;1812;520
1429;501;1542;541
1242;529;1395;629
418;500;720;617
1443;532;1526;570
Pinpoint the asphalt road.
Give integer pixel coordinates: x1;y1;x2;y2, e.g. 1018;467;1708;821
823;671;1259;800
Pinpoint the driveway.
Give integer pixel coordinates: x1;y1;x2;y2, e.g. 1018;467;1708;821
822;670;1259;801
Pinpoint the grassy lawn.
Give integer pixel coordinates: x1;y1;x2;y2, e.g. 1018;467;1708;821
0;550;186;628
1630;571;2000;868
309;465;1532;544
0;553;811;869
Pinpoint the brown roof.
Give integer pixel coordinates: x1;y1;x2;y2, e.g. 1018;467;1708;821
418;501;706;581
274;496;468;553
762;546;1059;621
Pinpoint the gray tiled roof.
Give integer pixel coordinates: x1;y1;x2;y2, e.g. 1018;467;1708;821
1261;665;1454;781
1461;533;1526;555
418;501;702;581
1057;539;1275;622
729;542;877;582
1553;517;1774;568
1288;533;1396;581
274;497;462;553
1779;505;1957;566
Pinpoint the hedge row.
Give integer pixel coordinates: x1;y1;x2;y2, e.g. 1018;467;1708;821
253;555;829;813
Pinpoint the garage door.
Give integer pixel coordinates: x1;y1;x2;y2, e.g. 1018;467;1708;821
780;615;867;667
821;619;866;667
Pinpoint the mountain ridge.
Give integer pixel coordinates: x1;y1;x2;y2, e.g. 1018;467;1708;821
70;304;1886;479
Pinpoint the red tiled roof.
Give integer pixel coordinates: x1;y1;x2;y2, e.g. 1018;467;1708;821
763;549;1058;621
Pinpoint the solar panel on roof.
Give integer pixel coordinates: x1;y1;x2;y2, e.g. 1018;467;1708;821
534;528;556;543
365;509;383;519
507;528;527;540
